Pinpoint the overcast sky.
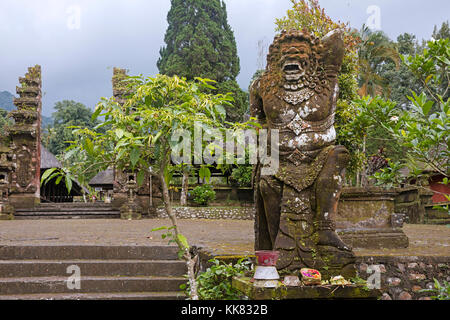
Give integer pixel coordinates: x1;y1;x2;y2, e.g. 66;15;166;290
0;0;448;117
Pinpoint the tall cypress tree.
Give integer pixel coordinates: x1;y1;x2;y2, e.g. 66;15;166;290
158;0;247;121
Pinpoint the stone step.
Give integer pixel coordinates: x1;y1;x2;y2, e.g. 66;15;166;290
0;260;186;277
14;213;120;220
0;291;185;300
0;245;180;260
17;206;118;212
15;204;121;219
0;276;186;295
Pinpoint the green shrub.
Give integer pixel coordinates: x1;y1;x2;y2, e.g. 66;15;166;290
229;165;252;187
419;278;450;300
191;184;216;205
182;258;252;300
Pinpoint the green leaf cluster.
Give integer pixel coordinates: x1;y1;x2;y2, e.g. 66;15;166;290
191;184;216;205
419;278;450;300
157;0;247;122
181;258;252;300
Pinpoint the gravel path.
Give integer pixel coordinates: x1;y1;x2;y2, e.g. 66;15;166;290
0;219;448;257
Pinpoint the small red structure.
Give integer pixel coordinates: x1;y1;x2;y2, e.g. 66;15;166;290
429;174;450;203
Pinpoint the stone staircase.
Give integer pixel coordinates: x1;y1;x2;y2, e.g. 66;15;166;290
15;203;120;219
0;245;186;300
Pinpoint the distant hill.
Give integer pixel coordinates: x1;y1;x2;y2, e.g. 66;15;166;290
0;90;53;128
0;91;15;111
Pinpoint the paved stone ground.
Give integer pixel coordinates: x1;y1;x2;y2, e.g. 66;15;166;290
0;219;449;257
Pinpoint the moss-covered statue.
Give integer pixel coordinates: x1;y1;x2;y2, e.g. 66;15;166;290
251;29;355;278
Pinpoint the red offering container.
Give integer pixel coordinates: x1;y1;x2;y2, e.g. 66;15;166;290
255;250;279;266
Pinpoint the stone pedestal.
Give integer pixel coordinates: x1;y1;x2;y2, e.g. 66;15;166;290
120;200;143;220
119;178;143;220
0;203;15;220
336;187;408;249
232;277;382;300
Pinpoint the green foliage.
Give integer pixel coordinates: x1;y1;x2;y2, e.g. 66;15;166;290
371;76;449;188
68;75;236;183
40;167;77;194
347;39;449;188
432;21;450;41
214;80;248;122
66;74;256;300
275;0;359;51
357;25;400;98
151;225;189;259
337;96;402;180
158;0;246;122
43;100;99;156
375;33;422;108
402;38;450;105
0;108;12;132
181;258;252;300
419;278;450;300
372;161;405;189
191;184;216;205
385;92;449;178
229;165;252;187
158;0;239;82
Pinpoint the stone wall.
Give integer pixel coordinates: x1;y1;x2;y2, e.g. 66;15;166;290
156;206;255;220
200;251;450;300
336;187;409;249
395;187;433;224
356;256;450;300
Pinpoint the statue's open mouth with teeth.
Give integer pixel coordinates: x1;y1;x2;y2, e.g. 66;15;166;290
280;42;312;82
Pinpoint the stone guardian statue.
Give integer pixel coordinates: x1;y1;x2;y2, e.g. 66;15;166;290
251;29;355;278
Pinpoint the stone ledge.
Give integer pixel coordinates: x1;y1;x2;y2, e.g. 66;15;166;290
338;228;409;249
232;277;382;300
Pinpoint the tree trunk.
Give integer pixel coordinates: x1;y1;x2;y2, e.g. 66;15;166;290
159;158;199;300
361;135;368;187
180;169;189;206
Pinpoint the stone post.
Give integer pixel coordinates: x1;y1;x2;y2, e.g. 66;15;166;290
8;65;42;208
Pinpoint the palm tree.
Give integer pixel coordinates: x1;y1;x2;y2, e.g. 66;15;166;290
357;25;401;97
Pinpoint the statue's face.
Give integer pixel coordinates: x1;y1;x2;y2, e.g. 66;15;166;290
280;40;312;82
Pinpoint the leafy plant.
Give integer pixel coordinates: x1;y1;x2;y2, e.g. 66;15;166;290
402;38;450;104
151;226;189;259
372;161;405;189
419;278;450;300
229;165;252;187
158;0;246;122
40;167;76;194
191;184;216;205
360;39;449;192
181;258;252;300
